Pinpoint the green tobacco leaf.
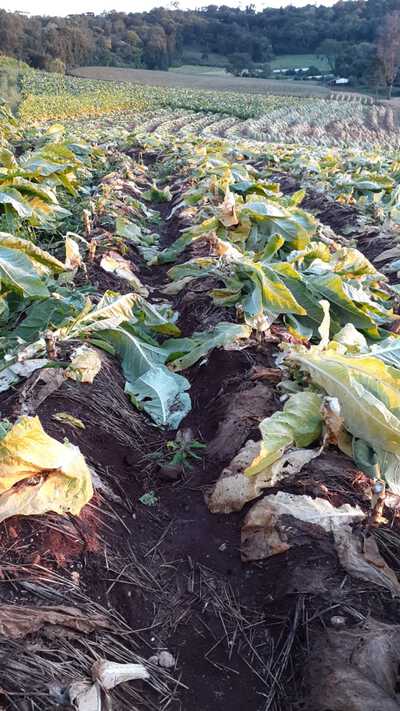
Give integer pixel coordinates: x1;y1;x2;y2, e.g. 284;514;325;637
95;326;166;380
242;199;287;219
242;198;316;249
245;391;323;476
126;365;191;428
167;258;215;283
352;438;378;479
239;261;306;318
164;322;251;371
305;272;377;329
353;438;400;495
142;183;172;203
100;326;191;428
257;235;285;262
230;179;280;197
0;247;49;298
157;217;219;264
116;217;143;243
14;293;85;343
116;217;160;263
274;262;325;327
134;297;180;337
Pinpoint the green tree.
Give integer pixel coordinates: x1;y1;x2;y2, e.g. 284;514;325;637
126;30;143;67
317;39;344;73
335;42;378;84
227;53;253;77
45;57;66;74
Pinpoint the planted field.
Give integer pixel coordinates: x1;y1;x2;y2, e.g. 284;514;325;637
1;69;400;711
72;65;331;97
169;65;228;76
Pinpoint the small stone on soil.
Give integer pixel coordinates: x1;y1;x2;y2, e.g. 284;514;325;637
158;463;183;481
149;650;176;669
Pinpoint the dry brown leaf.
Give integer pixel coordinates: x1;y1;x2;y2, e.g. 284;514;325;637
241;492;365;561
306;618;400;711
334;527;400;596
218;187;239;227
65;236;82;270
0;605;111;640
321;396;345;446
208;443;320;514
250;366;282;383
66;345;102;384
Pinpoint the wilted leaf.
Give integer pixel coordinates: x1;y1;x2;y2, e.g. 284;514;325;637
0;246;49;298
66;345;102;384
92;659;149;689
0;416;93;521
100;327;191;428
126;365;191;429
208;441;320;513
334;527;400;596
0;605;111;640
0;188;32;218
100;251;148;296
164;322;251;371
218;187;239;227
241;492;365;561
0;233;65;273
291;347;400;457
0;358;49;393
53;413;85;429
244;391;323;476
71;292;138;335
65;236;82;270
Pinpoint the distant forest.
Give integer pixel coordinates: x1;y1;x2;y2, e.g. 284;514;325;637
0;0;398;78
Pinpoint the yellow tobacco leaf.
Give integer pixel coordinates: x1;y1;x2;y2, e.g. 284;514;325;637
0;416;93;521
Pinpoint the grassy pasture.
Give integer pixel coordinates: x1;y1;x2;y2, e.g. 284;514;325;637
270;53;330;71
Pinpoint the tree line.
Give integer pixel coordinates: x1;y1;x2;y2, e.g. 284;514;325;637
0;0;399;94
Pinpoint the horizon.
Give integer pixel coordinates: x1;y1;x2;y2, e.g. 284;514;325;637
0;0;339;17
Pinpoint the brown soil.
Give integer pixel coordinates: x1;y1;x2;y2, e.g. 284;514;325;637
1;154;400;711
270;170;361;235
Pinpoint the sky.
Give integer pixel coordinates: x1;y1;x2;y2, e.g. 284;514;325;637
0;0;337;16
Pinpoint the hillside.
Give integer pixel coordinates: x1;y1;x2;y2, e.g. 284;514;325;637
0;0;397;79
